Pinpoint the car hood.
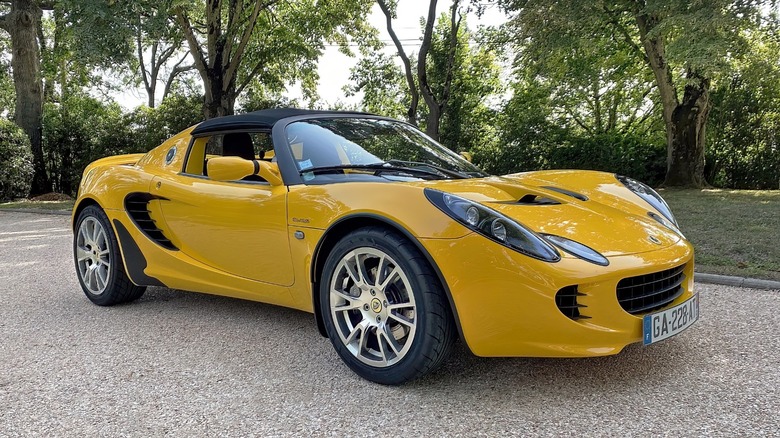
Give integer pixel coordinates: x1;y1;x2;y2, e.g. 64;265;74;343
418;170;682;257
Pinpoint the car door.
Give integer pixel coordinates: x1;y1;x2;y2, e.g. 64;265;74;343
149;132;294;286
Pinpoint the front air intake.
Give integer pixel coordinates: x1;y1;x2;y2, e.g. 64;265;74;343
616;265;686;315
555;285;589;320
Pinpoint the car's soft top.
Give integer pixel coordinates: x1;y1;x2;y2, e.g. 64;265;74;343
190;108;374;135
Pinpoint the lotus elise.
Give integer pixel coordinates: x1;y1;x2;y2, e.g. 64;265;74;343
72;108;698;384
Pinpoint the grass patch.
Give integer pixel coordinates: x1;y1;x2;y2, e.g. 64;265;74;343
0;199;74;211
660;189;780;281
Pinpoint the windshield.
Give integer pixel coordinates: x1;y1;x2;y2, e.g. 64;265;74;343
284;118;488;182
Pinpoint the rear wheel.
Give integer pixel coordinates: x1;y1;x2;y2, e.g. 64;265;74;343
320;226;455;385
74;205;145;306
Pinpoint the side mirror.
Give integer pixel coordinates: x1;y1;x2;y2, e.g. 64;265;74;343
459;151;473;162
207;156;283;186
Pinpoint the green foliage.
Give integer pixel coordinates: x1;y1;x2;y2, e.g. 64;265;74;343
43;94;126;195
0;119;34;201
428;14;504;154
43;93;203;196
345;53;409;120
121;93;203;153
0;35;13;116
707;32;780;189
473;81;666;182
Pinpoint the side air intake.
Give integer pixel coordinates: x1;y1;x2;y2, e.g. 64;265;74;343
124;193;177;250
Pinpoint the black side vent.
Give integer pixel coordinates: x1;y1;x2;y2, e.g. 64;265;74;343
541;186;588;201
124;193;177;251
555;285;590;320
517;194;561;205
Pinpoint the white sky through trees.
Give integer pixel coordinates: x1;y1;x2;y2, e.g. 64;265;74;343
115;1;506;110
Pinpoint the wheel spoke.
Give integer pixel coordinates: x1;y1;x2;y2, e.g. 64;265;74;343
380;325;402;355
85;267;96;290
334;300;362;312
76;246;91;262
95;266;108;290
355;254;371;286
357;326;370;357
344;320;369;345
376;329;389;364
331;287;358;305
345;259;364;287
388;312;415;328
387;302;413;312
374;254;388;286
377;267;400;293
89;220;99;243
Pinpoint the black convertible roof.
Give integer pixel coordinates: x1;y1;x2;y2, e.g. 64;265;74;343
191;108;374;135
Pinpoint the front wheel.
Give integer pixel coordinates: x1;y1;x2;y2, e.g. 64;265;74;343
320;227;455;385
74;205;145;306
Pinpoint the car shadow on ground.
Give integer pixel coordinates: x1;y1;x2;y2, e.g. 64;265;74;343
122;286;698;395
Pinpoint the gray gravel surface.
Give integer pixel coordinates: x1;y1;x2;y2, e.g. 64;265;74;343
1;211;778;437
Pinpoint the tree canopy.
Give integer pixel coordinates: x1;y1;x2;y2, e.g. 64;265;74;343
0;0;779;197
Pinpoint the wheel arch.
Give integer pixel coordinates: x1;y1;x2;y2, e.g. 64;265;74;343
71;197;102;230
310;213;468;351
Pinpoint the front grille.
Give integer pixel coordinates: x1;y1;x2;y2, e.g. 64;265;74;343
617;265;686;315
555;285;590;320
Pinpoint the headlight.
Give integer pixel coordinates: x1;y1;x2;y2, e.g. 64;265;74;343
424;188;560;262
541;235;609;266
616;175;678;227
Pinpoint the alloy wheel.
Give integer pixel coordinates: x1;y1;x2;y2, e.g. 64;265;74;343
329;247;417;367
75;217;112;295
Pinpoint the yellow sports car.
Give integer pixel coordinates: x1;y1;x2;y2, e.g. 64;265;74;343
72;109;698;384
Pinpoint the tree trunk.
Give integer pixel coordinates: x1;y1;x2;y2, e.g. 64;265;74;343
377;0;419;126
634;8;708;188
664;74;710;187
203;70;236;119
3;0;50;195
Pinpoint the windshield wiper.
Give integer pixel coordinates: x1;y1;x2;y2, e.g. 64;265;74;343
385;159;471;179
302;163;446;179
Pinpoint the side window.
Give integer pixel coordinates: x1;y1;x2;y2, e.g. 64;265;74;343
183;131;273;177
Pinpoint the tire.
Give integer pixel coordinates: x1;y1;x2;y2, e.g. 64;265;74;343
74;205;146;306
320;226;456;385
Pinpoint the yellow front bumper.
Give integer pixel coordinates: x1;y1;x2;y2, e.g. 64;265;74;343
420;234;695;357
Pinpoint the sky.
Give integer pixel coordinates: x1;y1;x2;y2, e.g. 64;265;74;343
297;1;508;106
116;1;507;109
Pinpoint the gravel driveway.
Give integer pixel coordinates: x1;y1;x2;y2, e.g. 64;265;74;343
0;211;778;436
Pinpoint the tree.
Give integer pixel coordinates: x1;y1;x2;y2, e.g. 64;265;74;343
350;13;503;155
0;33;15;115
134;6;193;108
501;0;766;187
428;12;502;153
173;0;374;118
0;0;52;195
377;0;463;140
345;53;409;119
377;0;419;124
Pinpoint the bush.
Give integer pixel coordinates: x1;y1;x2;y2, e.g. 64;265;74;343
43;94;127;195
43;93;203;196
473;130;667;185
0;119;34;201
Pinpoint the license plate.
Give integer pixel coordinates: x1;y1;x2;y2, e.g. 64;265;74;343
643;294;699;345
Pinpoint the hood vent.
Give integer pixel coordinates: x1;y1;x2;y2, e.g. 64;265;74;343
516;194;560;205
125;193;177;251
541;186;588;201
